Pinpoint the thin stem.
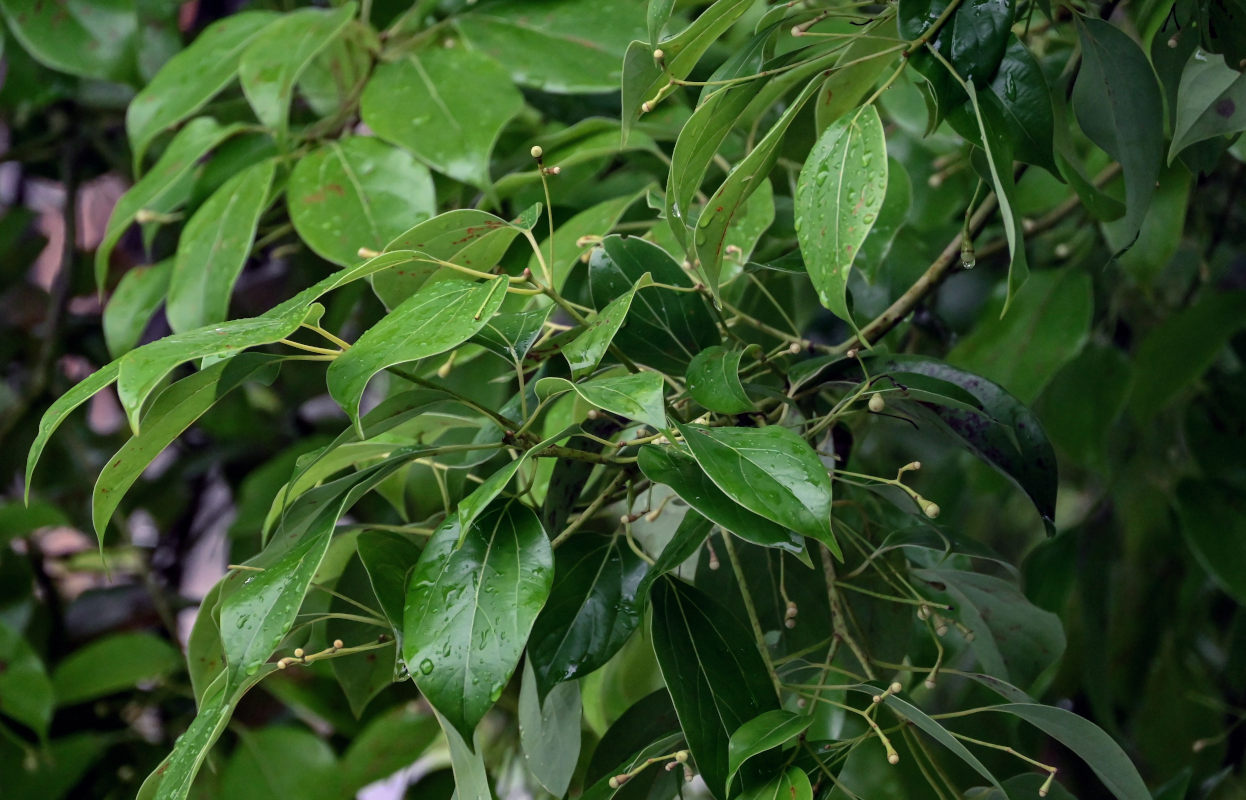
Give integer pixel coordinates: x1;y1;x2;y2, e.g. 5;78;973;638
721;532;785;700
820;545;876;680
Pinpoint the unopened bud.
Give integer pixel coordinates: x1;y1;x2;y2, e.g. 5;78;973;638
641;101;652;113
333;639;344;650
653;48;665;61
890;681;902;693
293;648;305;658
791;25;804;37
846;348;858;359
675;750;689;763
923;502;940;519
530;145;543;159
1167;34;1179;48
887;752;900;765
924;677;937;689
357;247;381;258
868;394;886;412
784;618;796;628
917;604;932;620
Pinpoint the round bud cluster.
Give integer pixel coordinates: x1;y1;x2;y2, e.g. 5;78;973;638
784;601;798;629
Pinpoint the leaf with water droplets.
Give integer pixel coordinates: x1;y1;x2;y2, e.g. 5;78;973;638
404;502;553;743
795;105;888;330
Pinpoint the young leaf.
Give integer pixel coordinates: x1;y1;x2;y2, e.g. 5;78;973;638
237;3;356;137
96;118;246;290
361;47;523;187
727;710;813;789
587;235;718;374
676;424;839;557
650;577;780;798
686;346;756;414
126;11;279;166
288;138;436;267
563;272;652;379
536;372;667;430
167;159;276;332
404;503;554;743
26;362;121;501
528;535;648;697
796;104;888;327
104;261;172;357
519;658;582;796
436;709;493;800
637;446;804;555
326;276;508;430
1072;17;1164;246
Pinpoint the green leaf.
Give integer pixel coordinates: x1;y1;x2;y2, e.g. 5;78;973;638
1072;17;1164;246
1;732;106;800
947;0;1014;85
472;307;554;363
327;276;508;430
167;159;276;332
635;510;713;602
404;503;554;742
587;235;718;374
991;704;1150;800
495;120;658;199
288;137;436;267
50;632;182;706
695;79;821;298
912;567;1065;688
96;118;246;290
0;619;53;738
436;709;493;800
815;23;903;135
329;560;397;718
519;658;582;796
26;362;121;502
647;0;674;45
988;35;1057;173
1170;49;1246;162
0;500;68;543
795;104;888;326
856;158;912;280
1108;162;1192;285
638;446;804;555
727;711;813;789
528;535;648;697
94;354;280;541
677;423;838;557
356;530;424;635
650;577;779;798
861;354;1058;531
1034;342;1131;467
0;0;137;83
103;260;171;357
741;767;813;800
186;583;225;704
564;272;653;379
220;727;342;800
966;82;1030;312
340;704;440;794
529;188;647;292
237;3;355;137
455;0;643;93
126;11;278;166
1127;290;1246;419
620;0;756;142
686;346;756;414
1176;480;1246;604
361;47;524;187
536;372;667;430
947;269;1093;403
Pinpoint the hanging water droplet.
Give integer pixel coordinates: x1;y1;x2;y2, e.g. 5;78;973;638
419;658;434;674
961;255;977;269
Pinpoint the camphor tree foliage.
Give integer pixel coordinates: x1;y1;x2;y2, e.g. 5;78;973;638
2;0;1246;797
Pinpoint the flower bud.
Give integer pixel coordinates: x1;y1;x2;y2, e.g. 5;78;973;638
530;145;543;159
868;394;886;413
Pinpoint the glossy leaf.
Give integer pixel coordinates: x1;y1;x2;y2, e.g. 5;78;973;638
913;567;1065;688
989;35;1057;173
126;11;278;165
863;354;1058;531
563;272;652;380
26;362;121;501
135;673;246;800
103;260;171;357
356;530;423;635
437;710;492;800
326;276;507;429
51;632;182;706
237;4;355;136
0;0;137;83
1072;18;1164;246
0;619;53;738
587;235;718;374
167;159;276;332
519;658;582;796
650;577;779;798
695;79;821;298
96;118;246;290
1176;480;1246;604
288;137;436;267
473;307;553;363
686;345;755;414
361;47;523;187
220;727;341;800
741;767;813;800
635;510;714;602
530;188;647;292
856;158;912;279
637;446;804;554
992;704;1150;800
340;704;440;794
528;535;648;697
677;424;838;557
455;0;642;93
536;372;667;430
727;710;813;788
404;503;553;742
948;269;1093;403
796;104;887;325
